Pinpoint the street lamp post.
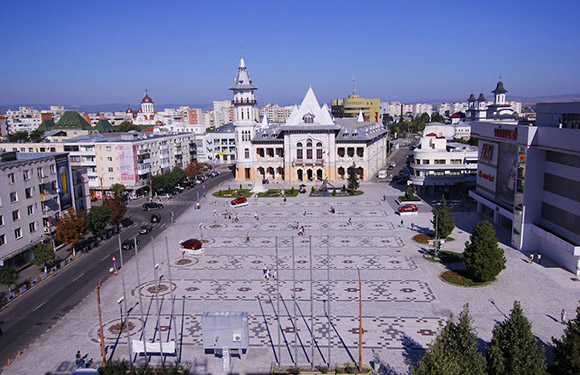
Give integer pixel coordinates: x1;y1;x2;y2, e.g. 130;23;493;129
357;265;363;372
96;267;115;366
117;297;124;328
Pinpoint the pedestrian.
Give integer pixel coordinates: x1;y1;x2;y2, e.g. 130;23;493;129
347;218;352;225
254;212;259;220
303;209;307;216
383;194;386;201
214;201;217;207
529;254;534;264
537;253;542;264
400;219;404;228
271;270;277;281
197;202;201;210
283;196;287;202
301;226;305;236
213;209;217;216
246;231;250;242
263;264;269;279
561;309;567;323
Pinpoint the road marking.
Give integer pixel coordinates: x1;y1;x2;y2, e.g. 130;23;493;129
101;255;110;261
33;302;46;311
73;274;83;282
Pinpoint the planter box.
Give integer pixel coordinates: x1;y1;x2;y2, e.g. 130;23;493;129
396;198;424;205
399;211;419;216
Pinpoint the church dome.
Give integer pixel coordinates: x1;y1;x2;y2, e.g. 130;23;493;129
477;93;486;102
141;94;153;104
492;81;508;94
126;107;133;113
137;108;142;113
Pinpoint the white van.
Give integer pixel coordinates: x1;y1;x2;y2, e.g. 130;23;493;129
378;169;388;179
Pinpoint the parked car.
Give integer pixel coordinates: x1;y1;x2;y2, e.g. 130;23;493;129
231;196;248;207
262;179;270;184
142;202;164;211
122;238;140;250
398;204;419;213
389;161;397;167
139;224;152;234
158;192;172;199
387;165;394;170
180;238;202;250
150;214;161;223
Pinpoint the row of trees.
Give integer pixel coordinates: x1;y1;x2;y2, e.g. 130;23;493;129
387;112;446;138
414;301;580;375
431;196;506;281
4;130;44;143
151;166;187;192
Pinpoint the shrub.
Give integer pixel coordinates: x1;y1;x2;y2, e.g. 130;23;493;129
464;221;505;282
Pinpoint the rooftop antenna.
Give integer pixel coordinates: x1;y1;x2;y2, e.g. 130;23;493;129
499;75;502;81
352;75;356;95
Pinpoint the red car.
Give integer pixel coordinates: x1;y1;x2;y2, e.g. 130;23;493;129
398;204;418;213
231;196;248;206
180;239;202;250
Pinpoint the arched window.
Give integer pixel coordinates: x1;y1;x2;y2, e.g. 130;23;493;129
244;148;249;159
296;142;303;159
306;142;313;159
316;142;323;159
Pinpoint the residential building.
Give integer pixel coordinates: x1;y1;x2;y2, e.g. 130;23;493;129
410;123;477;194
5;107;42;133
206;124;237;165
469;102;580;274
212;100;234;127
259;104;294;124
0;151;76;267
231;56;388;183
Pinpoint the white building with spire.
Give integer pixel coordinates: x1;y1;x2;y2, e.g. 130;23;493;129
231;55;389;182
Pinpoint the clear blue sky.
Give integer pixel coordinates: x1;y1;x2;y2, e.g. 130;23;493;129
1;0;579;107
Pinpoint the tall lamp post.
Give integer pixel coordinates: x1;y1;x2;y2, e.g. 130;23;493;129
357;265;363;372
96;267;115;366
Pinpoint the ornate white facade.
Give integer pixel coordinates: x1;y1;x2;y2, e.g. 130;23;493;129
232;56;389;183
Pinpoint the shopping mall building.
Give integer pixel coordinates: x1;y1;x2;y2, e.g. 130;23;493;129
469;103;580;274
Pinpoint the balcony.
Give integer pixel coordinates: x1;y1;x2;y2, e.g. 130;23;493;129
233;99;257;106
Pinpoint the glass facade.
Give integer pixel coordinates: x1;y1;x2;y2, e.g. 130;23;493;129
511;146;526;248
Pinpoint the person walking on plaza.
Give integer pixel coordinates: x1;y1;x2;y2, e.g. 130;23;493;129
400;219;404;228
537;253;542;264
301;226;305;236
246;231;250;242
347;217;352;225
561;309;567;323
303;209;307;216
529;254;534;264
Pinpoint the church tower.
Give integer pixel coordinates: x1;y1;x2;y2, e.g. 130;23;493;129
230;55;258;179
141;89;154;115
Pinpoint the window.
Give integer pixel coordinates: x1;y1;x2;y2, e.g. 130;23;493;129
0;215;3;226
296;143;303;159
29;222;36;233
106;146;112;151
25;187;33;199
338;148;345;157
23;170;31;180
108;167;114;172
27;205;34;215
12;210;20;221
10;192;18;203
435;159;446;165
107;157;113;162
244;148;250;159
8;173;15;184
50;165;56;174
0;234;5;245
37;167;44;178
14;228;22;239
450;159;462;164
52;181;57;191
423;160;430;165
306;148;313;159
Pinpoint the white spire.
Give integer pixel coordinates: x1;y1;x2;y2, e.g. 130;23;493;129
239;53;246;69
357;109;364;122
260;113;268;129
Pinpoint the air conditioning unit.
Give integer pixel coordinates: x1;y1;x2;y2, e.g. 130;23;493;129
232;333;241;342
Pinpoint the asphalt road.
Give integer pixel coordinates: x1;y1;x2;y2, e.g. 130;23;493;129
0;171;233;367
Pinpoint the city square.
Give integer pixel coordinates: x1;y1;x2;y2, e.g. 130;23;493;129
7;181;580;375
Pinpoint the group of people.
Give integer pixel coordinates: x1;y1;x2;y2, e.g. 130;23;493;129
75;351;92;368
223;210;240;223
262;264;277;280
529;253;542;264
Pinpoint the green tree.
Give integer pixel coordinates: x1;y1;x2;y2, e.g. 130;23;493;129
405;186;416;200
117;121;141;132
486;301;547;375
431;195;455;239
413;304;485;375
86;205;111;237
431;112;445;123
347;163;359;194
29;129;45;142
32;242;55;272
106;193;127;226
0;266;18;290
5;131;30;142
110;183;126;196
464;220;506;282
553;305;580;375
